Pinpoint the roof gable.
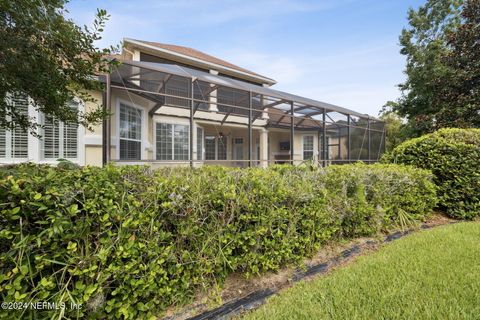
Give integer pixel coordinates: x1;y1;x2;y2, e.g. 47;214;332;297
124;38;276;85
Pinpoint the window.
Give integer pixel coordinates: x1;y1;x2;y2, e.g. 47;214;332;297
217;87;249;116
119;103;142;160
303;135;314;160
42;101;79;160
156;123;189;160
196;127;203;160
205;135;227;160
173;124;189;160
193;82;210;111
233;137;243;160
218;136;227;160
165;76;189;107
0;93;29;160
156;123;172;160
205;136;216;160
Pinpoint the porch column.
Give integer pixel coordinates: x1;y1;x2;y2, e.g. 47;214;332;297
261;94;269;120
260;128;268;168
208;70;219;112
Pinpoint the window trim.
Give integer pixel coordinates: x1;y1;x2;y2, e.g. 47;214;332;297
41;103;77;161
39;98;85;165
116;98;146;161
0;126;29;163
233;136;244;160
0;96;85;165
153;120;191;161
204;134;228;161
302;134;315;161
204;134;217;160
0;93;29;162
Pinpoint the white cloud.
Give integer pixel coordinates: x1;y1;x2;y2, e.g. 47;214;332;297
213;42;405;116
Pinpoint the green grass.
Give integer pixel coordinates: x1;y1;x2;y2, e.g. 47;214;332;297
243;222;480;320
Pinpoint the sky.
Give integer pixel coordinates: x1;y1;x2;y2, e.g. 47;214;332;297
66;0;425;116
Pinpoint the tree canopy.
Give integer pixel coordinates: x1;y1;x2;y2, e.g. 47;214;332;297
389;0;479;136
0;0;115;133
436;0;480;128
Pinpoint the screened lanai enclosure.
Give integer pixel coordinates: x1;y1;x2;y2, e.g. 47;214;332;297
103;60;385;167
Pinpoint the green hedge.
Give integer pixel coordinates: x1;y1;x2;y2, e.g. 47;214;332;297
0;163;436;319
383;128;480;219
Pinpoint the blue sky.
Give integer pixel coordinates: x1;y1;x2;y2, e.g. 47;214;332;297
67;0;425;116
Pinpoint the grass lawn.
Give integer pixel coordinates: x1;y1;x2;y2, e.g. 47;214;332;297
243;222;480;320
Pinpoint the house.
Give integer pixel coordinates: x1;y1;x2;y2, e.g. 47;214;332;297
0;38;385;167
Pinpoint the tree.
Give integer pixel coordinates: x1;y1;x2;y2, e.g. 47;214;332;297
434;0;480;128
0;0;115;133
390;0;464;136
379;106;409;152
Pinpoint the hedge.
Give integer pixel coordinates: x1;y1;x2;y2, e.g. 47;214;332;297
0;163;436;319
383;128;480;219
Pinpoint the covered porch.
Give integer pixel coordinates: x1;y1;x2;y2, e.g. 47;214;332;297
101;60;385;168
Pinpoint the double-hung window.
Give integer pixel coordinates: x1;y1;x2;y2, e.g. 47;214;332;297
0;93;29;161
42;101;79;160
156;123;189;160
303;135;314;160
119;103;142;160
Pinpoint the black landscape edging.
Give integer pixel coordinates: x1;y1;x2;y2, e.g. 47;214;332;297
188;289;276;320
184;222;451;320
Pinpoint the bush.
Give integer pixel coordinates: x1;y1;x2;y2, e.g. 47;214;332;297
324;164;437;236
0;163;436;319
383;128;480;219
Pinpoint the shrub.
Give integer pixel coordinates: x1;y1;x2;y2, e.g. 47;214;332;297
383;128;480;219
325;164;438;236
0;163;436;319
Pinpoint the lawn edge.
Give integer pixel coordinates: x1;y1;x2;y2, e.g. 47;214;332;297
174;219;457;320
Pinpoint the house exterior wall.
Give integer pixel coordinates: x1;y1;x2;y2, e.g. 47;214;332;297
79;86;321;168
84;88;156;165
84;90;103;166
267;128;319;165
